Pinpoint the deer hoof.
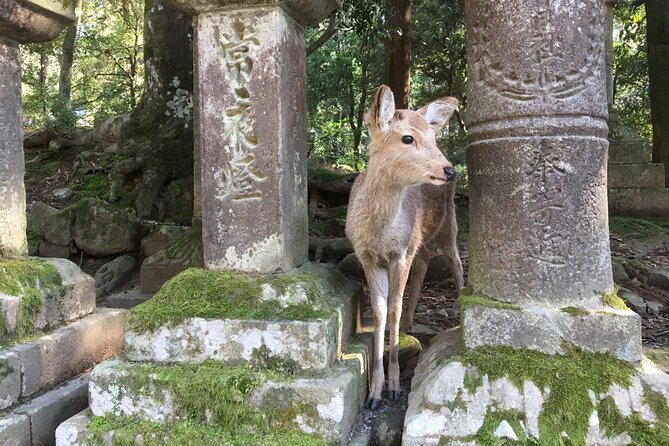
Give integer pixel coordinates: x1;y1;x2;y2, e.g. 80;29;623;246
368;397;382;411
389;389;402;401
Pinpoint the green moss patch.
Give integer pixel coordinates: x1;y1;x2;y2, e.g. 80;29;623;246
454;345;636;445
0;258;63;343
87;416;331;446
459;287;521;312
561;307;591;316
609;217;669;240
598;287;629;311
89;362;332;444
127;268;334;333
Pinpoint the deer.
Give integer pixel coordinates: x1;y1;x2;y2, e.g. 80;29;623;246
345;85;464;409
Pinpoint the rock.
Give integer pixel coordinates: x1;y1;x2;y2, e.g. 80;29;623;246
72;199;142;257
38;241;70;259
309;236;354;265
94;255;136;297
618;287;647;314
648;268;669;292
106;288;152;309
140;225;191;258
411;323;438;336
157;178;194;225
385;334;423;370
373;408;405;446
43;208;74;247
337;253;365;282
140;229;204;293
611;256;629;283
27;238;39;256
26;202;57;236
0;414;30;445
646;300;665;316
494;420;519;441
424;255;453;282
53;188;73;200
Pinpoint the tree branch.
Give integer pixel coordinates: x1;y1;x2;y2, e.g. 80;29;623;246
307;17;337;56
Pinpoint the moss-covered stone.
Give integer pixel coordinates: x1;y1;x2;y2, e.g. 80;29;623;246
561;306;591;316
609;216;669;240
598;287;630;311
459;286;521;312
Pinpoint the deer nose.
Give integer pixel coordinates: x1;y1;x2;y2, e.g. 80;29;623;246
444;166;456;181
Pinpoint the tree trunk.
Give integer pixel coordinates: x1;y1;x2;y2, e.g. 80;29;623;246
58;0;82;110
39;50;48;115
384;0;411;109
119;0;194;221
646;0;669;186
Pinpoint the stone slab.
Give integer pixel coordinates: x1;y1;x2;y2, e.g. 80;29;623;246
43;258;96;325
0;0;74;43
609;188;669;217
9;308;126;398
0;350;20;410
462;304;642;363
608;163;666;189
14;374;89;446
55;408;91;446
125;314;340;371
139;253;192;294
0;413;30;446
106;288;152;309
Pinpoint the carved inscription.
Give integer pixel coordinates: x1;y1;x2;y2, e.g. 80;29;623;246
468;0;603;102
526;140;568;265
215;21;267;202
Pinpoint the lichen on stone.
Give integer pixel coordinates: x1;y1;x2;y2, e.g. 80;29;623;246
597;287;630;311
459;286;521;312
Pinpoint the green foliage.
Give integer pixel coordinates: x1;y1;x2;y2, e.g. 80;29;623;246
597;390;669;445
455;345;636;445
45;95;78;131
609;216;669;240
127;268;333;333
69;173;110;199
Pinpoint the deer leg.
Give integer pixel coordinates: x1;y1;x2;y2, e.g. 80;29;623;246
400;246;429;333
437;207;464;291
387;255;413;401
364;265;389;410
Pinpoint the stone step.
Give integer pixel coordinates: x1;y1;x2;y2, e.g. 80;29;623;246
70;335;371;444
1;373;89;446
124;263;362;371
609;188;669;217
0;308;126;410
1;258;95;343
608;163;666;189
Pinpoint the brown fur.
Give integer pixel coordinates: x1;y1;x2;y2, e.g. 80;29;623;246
345;85;464;408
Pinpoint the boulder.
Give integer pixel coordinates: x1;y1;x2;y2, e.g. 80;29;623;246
38;241;70;259
140;225;191;258
338;253;365;282
373;408;405;446
611;256;629;283
42;209;74;247
94;255;136;297
72;199;142;257
424;255;454;282
26;202;57;237
309;236;353;264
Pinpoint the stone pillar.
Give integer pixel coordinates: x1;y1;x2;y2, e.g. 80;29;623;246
0;0;74;257
171;1;340;273
462;0;640;359
0;38;26;256
605;0;617;112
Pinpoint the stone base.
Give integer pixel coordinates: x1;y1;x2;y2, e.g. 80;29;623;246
403;329;669;446
608;163;666;189
609;188;669;217
462;303;641;362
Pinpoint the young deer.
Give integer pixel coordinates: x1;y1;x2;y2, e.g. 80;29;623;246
346;85;464;409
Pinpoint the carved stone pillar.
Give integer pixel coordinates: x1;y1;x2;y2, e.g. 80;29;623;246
171;1;340;272
461;0;640;359
605;0;617;112
0;1;74;257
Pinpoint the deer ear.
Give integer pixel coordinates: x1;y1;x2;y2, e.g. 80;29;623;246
417;97;458;133
366;85;395;131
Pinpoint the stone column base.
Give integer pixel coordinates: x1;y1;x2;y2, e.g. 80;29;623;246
461;299;642;363
403;329;669;446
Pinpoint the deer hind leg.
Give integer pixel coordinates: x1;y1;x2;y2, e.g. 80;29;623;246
400;245;429;333
437;205;464;291
387;255;413;402
363;264;389;410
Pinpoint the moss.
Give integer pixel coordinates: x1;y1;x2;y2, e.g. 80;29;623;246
70;173;110;200
454;344;636;446
26;231;43;243
0;358;14;379
459;287;521;312
161;228;203;265
597;391;669;445
609;217;669;240
0;258;63;342
87;416;332;446
474;411;528;445
597;287;629;311
561;307;590;316
127;268;334;333
463;367;483;394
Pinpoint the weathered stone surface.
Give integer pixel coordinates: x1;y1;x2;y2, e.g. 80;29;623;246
196;7;308;272
55;408;91;446
94;255;136;297
619;287;648;314
0;413;30;446
337;253;365;282
26;201;57;236
611;256;629;283
309;236;353;264
373;407;405;446
0;0;75;43
648;268;669;292
42;209;74;247
608;121;652;164
608;164;666;189
424;255;454;282
106;288;152;309
14;374;89;446
609;188;669;217
0;38;27;257
462;304;642;363
42;258;96;326
38;241;70;259
171;0;341;26
464;0;612;309
72;199;142;256
125;314;340;370
0;351;20;410
11;308;126;398
139;225;190;257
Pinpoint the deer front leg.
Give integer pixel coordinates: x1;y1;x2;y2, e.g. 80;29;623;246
364;265;389;410
388;255;413;401
400;246;429;333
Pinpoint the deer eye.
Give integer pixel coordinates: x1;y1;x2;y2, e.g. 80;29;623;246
402;135;414;144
